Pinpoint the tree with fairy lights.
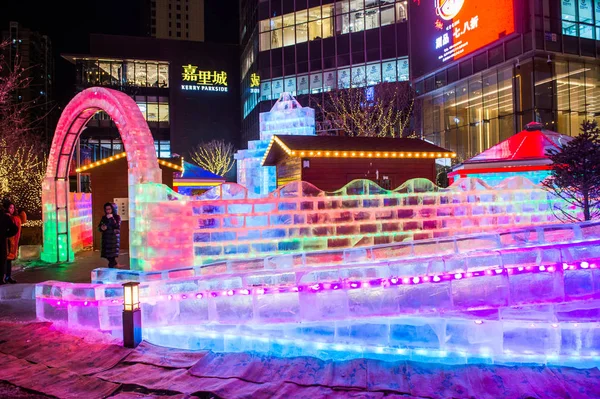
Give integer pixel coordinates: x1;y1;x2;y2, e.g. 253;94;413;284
189;139;234;177
543;120;600;222
312;81;416;138
0;40;48;219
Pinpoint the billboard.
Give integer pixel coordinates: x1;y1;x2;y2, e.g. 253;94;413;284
410;0;516;79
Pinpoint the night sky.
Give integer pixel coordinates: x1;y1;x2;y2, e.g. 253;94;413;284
0;0;239;106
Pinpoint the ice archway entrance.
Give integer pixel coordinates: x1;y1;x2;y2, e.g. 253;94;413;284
41;87;161;263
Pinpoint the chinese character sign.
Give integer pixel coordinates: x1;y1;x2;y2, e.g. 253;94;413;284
181;64;229;92
250;73;261;88
410;0;515;79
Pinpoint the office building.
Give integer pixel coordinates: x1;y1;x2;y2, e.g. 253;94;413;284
240;0;410;146
241;0;600;164
63;34;240;174
413;0;600;161
1;21;54;142
149;0;205;41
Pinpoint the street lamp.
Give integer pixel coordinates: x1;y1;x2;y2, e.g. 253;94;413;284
122;282;142;348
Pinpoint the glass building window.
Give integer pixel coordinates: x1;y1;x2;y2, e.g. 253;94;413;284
381;5;395;26
258;0;404;51
561;0;599;38
283;25;296;46
260;32;270;51
77;59;169;89
396;1;407;21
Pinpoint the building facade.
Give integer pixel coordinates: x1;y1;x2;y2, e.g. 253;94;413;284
63;34;240;175
1;21;54;143
414;0;600;161
149;0;205;42
240;0;410;146
241;0;600;164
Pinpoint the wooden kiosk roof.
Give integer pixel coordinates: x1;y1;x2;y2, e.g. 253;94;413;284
262;135;456;166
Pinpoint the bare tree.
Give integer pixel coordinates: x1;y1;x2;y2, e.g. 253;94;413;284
542;120;600;222
0;41;48;218
314;81;416;138
190;139;234;177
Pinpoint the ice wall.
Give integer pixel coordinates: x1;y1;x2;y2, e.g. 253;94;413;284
68;192;93;253
36;220;600;367
235;92;315;197
125;176;561;271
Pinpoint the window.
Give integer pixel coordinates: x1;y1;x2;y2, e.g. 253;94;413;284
259;2;373;51
177;4;181;10
271;29;282;49
260;32;270;51
177;22;181;28
562;0;598;38
177;14;181;19
381;5;395;26
308;20;321;40
283;25;296;46
365;8;379;30
155;140;171;158
177;31;181;37
297;23;308;43
135;63;147;86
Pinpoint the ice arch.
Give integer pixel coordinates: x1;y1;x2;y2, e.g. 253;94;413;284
41;87;161;262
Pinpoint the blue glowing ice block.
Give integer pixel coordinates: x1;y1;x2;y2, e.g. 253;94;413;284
235;92;315;197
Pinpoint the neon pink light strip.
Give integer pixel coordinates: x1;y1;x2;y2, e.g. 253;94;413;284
37;259;597;308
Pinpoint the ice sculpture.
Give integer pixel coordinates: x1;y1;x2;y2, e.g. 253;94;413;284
235;92;315;197
122;176;561;271
41;87;161;263
68;193;92;252
36;219;600;368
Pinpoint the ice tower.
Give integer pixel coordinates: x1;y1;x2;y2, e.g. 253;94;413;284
236;92;315;196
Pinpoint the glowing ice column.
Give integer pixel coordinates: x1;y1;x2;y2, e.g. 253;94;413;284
236;92;315;197
41;87;161;263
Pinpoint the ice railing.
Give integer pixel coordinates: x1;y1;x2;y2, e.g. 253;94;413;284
93;219;595;284
131;176;564;271
38;220;600;327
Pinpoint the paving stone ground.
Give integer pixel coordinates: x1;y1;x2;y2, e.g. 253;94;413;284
12;249;130;285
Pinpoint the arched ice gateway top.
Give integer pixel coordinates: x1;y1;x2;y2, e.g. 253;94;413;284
41;87;161;263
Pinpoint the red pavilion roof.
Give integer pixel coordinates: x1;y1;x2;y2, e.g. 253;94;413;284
465;122;572;164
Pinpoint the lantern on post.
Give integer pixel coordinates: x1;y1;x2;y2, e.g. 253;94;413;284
122;282;142;348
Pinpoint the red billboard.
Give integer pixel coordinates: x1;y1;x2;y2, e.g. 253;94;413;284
410;0;516;79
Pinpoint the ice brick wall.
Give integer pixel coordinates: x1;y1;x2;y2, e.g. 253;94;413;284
129;176;560;270
68;192;93;252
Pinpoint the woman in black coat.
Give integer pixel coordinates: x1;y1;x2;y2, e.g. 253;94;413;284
99;202;121;268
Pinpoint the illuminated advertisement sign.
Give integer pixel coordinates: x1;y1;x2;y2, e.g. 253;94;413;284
181;64;228;92
249;73;260;94
410;0;515;79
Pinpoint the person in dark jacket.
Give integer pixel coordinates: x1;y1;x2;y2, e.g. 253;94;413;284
0;203;18;285
99;202;121;268
3;199;25;284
